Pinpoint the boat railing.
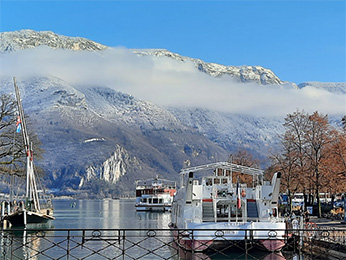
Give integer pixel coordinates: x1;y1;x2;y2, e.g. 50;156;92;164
136;185;176;190
180;161;263;174
1;200;26;215
136;202;171;206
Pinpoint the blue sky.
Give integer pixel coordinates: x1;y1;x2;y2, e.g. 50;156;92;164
1;0;345;84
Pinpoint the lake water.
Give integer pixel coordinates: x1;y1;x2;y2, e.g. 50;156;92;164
52;198;171;229
1;199;309;259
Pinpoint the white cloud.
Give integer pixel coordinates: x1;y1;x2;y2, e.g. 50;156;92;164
1;46;345;117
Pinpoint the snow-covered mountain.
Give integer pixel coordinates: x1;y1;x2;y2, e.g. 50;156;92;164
0;29;107;52
299;82;346;95
0;75;228;196
1;29;292;86
134;49;288;85
0;30;345;197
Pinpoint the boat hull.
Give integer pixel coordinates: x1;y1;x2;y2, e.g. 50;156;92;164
135;204;171;212
4;210;54;227
176;237;213;252
171;221;286;252
170;227;213;252
260;239;286;251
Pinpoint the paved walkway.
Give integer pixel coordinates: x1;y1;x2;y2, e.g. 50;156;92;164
309;216;346;229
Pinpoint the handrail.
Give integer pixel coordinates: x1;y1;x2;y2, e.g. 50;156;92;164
180;161;264;177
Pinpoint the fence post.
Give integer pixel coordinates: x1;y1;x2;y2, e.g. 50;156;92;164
122;230;125;260
67;230;70;260
81;230;85;248
191;229;194;257
245;229;248;254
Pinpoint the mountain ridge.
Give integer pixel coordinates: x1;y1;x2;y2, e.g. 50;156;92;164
0;29;108;52
0;30;345;197
1;29;290;86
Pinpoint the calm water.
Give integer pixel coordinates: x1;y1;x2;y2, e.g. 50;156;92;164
1;199;308;259
52;198;171;229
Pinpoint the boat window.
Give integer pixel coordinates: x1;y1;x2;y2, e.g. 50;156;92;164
222;178;228;184
214;203;243;220
216;204;229;218
148;198;152;204
217;168;223;176
214;178;220;185
153;198;158;204
206;178;212;186
159;199;163;204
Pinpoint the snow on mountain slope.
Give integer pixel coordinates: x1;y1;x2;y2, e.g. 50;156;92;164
1;30;288;86
168;107;284;164
134;49;288;86
299;82;346;95
79;86;188;131
0;29;107;52
1;76;88;113
0;76;229;196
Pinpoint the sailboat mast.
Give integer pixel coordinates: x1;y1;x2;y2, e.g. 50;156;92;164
13;77;31;199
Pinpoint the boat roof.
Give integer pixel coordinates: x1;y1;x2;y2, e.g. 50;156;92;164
179;161;263;177
136;177;176;186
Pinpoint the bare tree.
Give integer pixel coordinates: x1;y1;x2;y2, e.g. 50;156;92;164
282;110;314;212
0;93;43;177
269;131;303;214
323;126;346;195
270;110;344;217
228;149;260;186
0;94;25;173
304;112;336;217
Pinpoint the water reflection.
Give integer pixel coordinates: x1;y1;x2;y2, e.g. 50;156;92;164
136;211;172;229
52;199;172;229
1;229;55;260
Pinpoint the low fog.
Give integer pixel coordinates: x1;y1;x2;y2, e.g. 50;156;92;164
1;46;345;116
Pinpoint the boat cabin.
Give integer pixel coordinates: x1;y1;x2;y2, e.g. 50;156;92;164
135;176;177;211
174;162;281;224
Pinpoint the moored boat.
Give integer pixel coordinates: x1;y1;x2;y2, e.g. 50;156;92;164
170;162;286;252
2;78;55;227
135;176;176;212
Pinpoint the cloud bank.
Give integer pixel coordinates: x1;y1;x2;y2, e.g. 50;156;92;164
1;46;345;117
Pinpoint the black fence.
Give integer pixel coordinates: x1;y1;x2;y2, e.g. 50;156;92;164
0;228;345;260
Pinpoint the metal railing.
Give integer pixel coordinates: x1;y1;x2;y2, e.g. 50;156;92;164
0;228;345;260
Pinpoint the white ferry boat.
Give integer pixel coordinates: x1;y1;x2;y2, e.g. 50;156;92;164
169;162;286;252
135;176;176;212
